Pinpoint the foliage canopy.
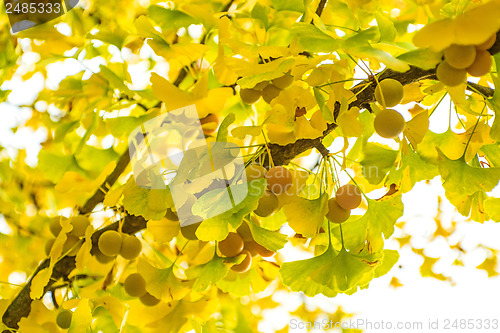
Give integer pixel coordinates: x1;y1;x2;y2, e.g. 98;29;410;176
0;0;499;332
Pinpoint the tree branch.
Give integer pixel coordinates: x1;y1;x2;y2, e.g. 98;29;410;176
1;215;146;331
79;148;131;215
315;0;328;17
263;63;495;167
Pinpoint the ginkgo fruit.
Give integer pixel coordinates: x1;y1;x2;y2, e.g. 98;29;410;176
63;235;81;256
262;84;281;103
326;197;351;223
272;73;294;89
218;232;244;257
200;113;219;135
254;191;279;217
120;235;142;260
436;61;467;86
244;240;275;257
140;292;161;306
476;33;496;50
94;249;115;264
124;273;147;297
253;81;269;90
265;166;293;194
467;50;492;77
56;310;72;329
245;164;267;182
240;88;261;104
374;79;404;107
236;221;253;242
147;189;173;211
335;184;362;210
165;208;179;221
444;44;476;69
98;230;122;256
180;222;201;240
69;216;90;238
231;250;252;273
374;108;406;139
50;216;66;237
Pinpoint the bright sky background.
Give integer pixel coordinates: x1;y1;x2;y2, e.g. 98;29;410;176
0;23;500;333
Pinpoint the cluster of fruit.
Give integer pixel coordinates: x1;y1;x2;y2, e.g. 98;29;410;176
249;164;293;217
46;216;91;256
216;219;276;273
180;219;274;274
217;229;266;273
179;164;293;239
95;230;143;263
178;164;287;273
373;78;406;139
122;272;160;306
325;184;362;224
239;72;294;104
437;33;496;86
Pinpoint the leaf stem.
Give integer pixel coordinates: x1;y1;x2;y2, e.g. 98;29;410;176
172;240;190;267
462;105;486;159
330;155;369;200
339;223;345;249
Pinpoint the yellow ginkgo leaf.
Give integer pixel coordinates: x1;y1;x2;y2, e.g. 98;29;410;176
68;298;93;333
213;44;239;85
231;126;263;140
413;18;454;51
147;219;180;243
30;267;52;300
453;1;500;46
476;255;498;277
294;116;323;140
404;109;429;148
151;73;197;110
413;1;500;51
337;107;364;137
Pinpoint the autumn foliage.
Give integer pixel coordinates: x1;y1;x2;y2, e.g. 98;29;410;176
0;0;500;332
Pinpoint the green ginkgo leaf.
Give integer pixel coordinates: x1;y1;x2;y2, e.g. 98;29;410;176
216;267;271;297
309;247;381;293
446;189;490;223
138;259;191;303
360;142;398;185
484;198;500;221
387;144;438;193
196;179;266;241
247;219;287;252
122;177;169;221
280;247;339;298
191;256;231;293
331;195;403;253
437;149;500;195
481;143;500;167
374;249;400;278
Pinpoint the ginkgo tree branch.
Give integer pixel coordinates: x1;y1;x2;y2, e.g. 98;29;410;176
1;215;146;331
264;62;496;167
79;148;131;215
315;0;328;17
